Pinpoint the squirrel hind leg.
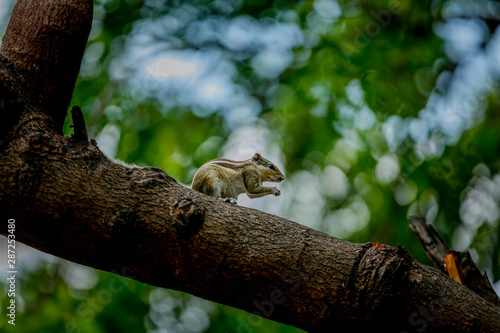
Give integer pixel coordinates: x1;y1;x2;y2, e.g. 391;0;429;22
213;180;237;204
213;179;224;198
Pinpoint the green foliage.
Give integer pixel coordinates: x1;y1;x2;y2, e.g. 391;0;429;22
2;0;500;331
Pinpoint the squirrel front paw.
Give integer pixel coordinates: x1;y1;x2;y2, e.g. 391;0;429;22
226;198;238;204
272;187;281;196
218;197;238;204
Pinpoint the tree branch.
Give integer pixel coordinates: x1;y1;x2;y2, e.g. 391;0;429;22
0;1;499;332
0;0;92;132
1;129;499;332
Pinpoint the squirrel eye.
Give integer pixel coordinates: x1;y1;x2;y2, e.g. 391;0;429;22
268;164;275;170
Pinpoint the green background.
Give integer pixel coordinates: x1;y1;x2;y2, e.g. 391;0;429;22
1;0;499;331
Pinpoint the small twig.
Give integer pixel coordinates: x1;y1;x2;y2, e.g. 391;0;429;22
408;215;500;306
70;105;88;144
408;215;449;272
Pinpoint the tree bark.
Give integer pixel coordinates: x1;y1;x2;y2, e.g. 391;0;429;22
0;1;499;332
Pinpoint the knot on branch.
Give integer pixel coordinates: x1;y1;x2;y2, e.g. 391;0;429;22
130;166;177;188
171;197;204;235
109;208;142;263
352;243;412;319
0;54;25;139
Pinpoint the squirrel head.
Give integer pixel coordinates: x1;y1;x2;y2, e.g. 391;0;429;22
252;153;285;183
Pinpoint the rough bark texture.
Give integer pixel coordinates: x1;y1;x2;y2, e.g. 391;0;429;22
0;1;499;332
1;0;92;133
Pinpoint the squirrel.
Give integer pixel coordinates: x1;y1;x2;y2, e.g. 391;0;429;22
191;153;284;204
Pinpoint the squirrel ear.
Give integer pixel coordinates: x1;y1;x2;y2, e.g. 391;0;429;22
253;153;261;161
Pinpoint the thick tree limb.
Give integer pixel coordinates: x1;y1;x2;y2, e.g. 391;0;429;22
1;128;499;332
0;1;499;332
0;0;92;133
